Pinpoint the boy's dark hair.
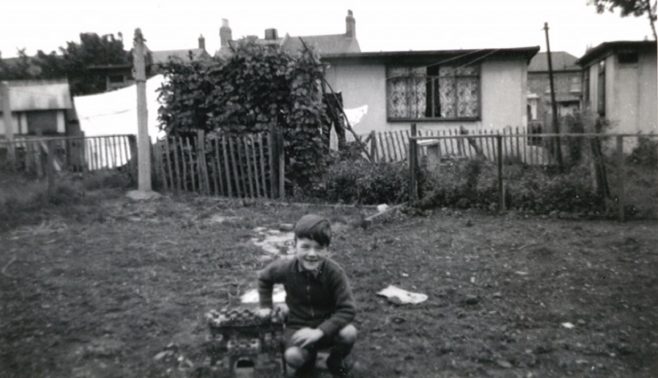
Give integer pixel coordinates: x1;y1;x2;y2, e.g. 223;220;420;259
294;214;331;247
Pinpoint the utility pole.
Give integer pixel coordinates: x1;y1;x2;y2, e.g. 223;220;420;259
1;81;15;163
133;28;152;192
544;22;563;169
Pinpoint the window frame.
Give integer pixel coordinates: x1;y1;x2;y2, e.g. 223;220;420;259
385;64;482;123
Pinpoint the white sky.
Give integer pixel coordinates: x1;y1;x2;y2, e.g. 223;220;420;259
1;0;654;59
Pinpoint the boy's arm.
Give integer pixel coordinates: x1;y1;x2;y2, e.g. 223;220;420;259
257;258;289;309
317;265;356;338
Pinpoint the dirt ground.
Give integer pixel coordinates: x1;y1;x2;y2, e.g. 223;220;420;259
1;191;657;378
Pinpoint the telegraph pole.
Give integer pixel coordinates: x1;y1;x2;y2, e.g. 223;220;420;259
544;22;563;169
133;28;152;192
1;81;15;163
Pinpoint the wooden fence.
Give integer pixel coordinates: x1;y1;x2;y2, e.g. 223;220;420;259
354;126;557;165
0;135;136;175
151;129;285;199
407;125;658;221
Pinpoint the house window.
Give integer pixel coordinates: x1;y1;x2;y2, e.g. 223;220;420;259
597;60;606;116
26;111;58;135
618;51;638;64
386;64;480;121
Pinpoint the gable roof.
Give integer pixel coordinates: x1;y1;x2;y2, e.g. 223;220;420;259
576;40;656;67
281;34;360;56
150;48;209;65
0;80;72;111
528;51;580;72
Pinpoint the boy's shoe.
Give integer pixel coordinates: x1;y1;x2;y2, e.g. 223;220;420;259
325;355;354;378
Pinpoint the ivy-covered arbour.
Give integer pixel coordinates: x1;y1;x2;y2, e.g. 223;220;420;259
157;40;331;190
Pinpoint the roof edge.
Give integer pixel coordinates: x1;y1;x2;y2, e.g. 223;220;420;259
576;40;657;66
322;45;540;61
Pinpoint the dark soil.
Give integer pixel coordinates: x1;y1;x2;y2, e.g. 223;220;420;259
1;192;657;377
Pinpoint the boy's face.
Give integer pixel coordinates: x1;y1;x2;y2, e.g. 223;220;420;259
295;237;328;271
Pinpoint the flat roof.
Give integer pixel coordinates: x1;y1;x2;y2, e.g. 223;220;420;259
321;46;540;64
576;40;656;66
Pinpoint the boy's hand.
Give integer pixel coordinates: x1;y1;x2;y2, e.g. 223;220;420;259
291;328;324;347
257;308;272;319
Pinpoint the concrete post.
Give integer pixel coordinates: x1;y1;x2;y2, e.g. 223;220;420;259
133;28;152;192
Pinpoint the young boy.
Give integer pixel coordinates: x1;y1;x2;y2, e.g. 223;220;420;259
258;214;357;377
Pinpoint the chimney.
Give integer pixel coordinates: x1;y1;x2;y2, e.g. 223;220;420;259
345;10;355;38
264;28;278;40
198;34;206;50
220;19;232;48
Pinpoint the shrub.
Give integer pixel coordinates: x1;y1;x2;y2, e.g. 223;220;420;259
82;170;132;191
627;137;658;167
507;164;603;213
416;158;603;214
418;158;497;210
312;158;409;205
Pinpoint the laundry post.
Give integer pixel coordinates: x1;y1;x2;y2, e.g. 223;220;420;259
133;28;152;191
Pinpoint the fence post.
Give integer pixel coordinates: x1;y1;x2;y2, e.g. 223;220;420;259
370;130;377;162
269;124;279;199
278;128;285;200
496;135;505;211
409;123;418;202
1;82;16;168
128;135;138;184
46;140;55;197
197;129;210;195
616;136;625;222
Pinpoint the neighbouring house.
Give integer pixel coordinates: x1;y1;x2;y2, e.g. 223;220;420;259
577;40;657;140
90;35;210;92
527;51;582;135
217;10;360;57
0;79;73;138
322;46;539;135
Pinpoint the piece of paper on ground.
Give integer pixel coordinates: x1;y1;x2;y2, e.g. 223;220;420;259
377;285;428;305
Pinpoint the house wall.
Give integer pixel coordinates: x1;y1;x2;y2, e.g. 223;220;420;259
611;49;657;134
0;113;21;136
585;51;657;134
325;56;529;135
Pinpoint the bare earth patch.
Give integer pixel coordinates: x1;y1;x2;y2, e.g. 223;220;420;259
1;193;657;377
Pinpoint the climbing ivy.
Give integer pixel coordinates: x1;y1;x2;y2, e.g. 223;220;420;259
157;40;330;189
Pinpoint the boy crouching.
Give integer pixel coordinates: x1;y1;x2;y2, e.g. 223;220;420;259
257;214;357;377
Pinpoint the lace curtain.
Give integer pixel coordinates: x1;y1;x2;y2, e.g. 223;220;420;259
387;67;426;118
388;65;479;119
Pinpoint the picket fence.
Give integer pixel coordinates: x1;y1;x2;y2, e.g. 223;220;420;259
353;126;555;165
0;135;136;175
151;130;285;199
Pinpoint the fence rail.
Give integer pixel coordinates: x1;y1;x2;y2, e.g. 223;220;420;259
352;126;630;165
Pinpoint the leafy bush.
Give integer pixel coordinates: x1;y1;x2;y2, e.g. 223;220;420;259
312;158;409;205
158;40;330;190
418;158;498;210
627;137;658;167
82;170;132;191
416;158;603;214
507;165;603;213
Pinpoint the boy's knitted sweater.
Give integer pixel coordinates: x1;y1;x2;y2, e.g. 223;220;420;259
258;257;356;338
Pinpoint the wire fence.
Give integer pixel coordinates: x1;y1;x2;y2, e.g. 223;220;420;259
405;126;658;221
